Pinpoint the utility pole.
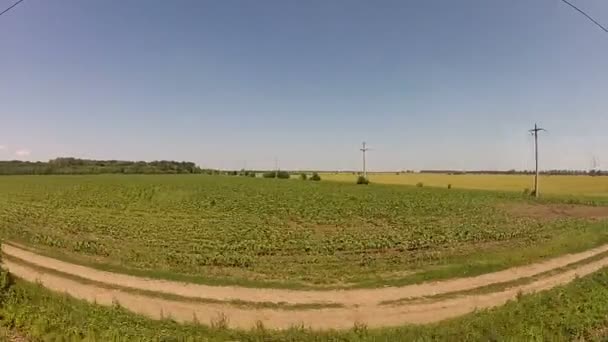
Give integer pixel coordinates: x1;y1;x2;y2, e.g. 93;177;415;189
529;123;546;198
360;142;369;179
592;156;599;171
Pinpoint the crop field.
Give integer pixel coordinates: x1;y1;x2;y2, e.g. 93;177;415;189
1;174;608;289
323;173;608;196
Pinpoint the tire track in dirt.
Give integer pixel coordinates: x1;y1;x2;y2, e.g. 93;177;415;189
4;242;608;306
5;254;608;330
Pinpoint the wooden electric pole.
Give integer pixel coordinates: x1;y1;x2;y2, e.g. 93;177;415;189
529;123;546;198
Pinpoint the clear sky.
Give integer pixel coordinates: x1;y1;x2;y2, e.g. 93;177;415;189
1;0;607;171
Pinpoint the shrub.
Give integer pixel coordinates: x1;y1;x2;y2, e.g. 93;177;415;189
310;172;321;181
523;188;530;195
447;184;452;189
277;171;290;179
262;172;276;178
263;171;290;179
300;173;308;180
356;176;369;185
416;182;424;187
248;172;256;177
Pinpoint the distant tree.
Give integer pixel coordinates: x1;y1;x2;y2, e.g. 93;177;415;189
300;173;308;180
277;171;290;179
262;171;276;178
310;172;321;181
0;158;206;175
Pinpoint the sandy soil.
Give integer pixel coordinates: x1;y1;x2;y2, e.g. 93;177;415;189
4;251;608;330
3;242;608;307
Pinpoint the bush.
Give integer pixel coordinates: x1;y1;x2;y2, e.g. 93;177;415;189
356;176;369;185
447;184;452;189
523;188;530;195
263;171;290;179
310;172;321;181
262;171;276;178
277;171;290;179
300;173;308;180
240;170;256;177
416;182;424;187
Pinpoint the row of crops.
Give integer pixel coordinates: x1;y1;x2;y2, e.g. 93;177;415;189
0;174;605;288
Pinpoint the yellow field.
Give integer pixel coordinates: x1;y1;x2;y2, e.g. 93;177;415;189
322;173;608;196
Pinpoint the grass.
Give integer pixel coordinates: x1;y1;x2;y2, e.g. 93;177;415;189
322;172;608;196
380;247;608;306
2;174;608;289
2;253;343;311
4;265;608;340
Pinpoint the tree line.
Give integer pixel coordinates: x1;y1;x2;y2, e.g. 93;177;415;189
419;169;607;176
0;158;211;175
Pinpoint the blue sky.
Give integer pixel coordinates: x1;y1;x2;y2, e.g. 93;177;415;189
1;0;607;171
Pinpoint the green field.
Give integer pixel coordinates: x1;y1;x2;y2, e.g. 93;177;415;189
323;173;608;196
1;174;608;289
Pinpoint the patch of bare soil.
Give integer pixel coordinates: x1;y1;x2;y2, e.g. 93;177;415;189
503;203;608;221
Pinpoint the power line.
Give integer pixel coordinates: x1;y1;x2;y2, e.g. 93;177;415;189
0;0;25;18
560;0;608;33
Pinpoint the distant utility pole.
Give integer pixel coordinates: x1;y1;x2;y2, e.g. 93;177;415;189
529;123;546;198
592;156;599;171
360;142;369;179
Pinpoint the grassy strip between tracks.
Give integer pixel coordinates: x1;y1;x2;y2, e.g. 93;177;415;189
380;247;608;306
1;254;343;311
2;261;608;340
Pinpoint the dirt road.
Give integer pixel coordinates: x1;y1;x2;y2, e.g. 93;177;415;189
4;243;608;307
3;243;608;330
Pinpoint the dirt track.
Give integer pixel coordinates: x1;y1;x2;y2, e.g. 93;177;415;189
4;243;608;330
5;243;608;306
